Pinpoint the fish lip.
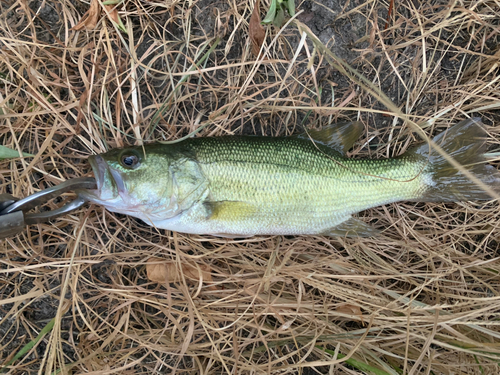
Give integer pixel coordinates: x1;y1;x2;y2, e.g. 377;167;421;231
109;168;126;194
89;155;106;193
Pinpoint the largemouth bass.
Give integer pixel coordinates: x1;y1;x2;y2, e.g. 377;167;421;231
80;118;499;237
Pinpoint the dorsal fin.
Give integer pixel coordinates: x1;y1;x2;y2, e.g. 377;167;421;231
296;121;364;154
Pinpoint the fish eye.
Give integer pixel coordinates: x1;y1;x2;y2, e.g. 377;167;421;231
120;153;140;169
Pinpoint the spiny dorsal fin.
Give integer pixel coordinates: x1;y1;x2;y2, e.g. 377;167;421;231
296;121;364;154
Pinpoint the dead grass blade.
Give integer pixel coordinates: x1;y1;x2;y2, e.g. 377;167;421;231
249;0;266;56
71;0;101;31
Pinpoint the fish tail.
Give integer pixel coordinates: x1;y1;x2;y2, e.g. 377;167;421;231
410;118;500;202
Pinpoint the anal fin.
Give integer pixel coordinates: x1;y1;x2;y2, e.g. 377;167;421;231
323;217;380;237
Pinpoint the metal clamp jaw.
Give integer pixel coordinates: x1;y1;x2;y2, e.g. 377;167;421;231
0;195;25;238
0;177;97;239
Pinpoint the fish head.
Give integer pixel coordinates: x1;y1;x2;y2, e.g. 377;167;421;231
81;146;179;220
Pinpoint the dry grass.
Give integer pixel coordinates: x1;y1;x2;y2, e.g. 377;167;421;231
1;0;500;373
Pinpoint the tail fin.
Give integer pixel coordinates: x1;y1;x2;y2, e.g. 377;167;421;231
409;118;500;202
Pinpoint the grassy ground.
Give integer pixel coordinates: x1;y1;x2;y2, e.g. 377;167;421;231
1;0;500;373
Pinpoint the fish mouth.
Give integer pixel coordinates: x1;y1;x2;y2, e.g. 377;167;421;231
86;155;124;201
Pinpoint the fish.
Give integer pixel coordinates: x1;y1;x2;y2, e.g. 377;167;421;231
79;118;500;237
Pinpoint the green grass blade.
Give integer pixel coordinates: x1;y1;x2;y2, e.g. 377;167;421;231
286;0;295;17
0;145;34;159
262;0;277;24
317;346;393;375
1;318;55;372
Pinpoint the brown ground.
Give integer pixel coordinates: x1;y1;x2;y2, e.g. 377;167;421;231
1;0;500;373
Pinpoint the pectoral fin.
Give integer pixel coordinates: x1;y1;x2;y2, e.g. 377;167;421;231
204;201;258;222
324;217;379;237
297;121;364;154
